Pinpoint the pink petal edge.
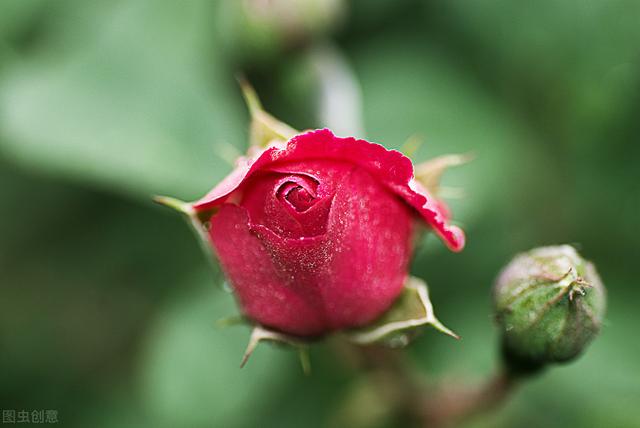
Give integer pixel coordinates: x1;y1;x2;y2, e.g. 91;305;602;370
192;128;465;251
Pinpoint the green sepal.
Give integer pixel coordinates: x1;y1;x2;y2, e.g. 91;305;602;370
238;77;298;149
346;276;459;347
153;195;217;273
240;325;311;375
399;134;424;158
414;153;472;197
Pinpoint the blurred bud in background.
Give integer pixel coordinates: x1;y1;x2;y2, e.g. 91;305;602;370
493;245;606;373
217;0;346;61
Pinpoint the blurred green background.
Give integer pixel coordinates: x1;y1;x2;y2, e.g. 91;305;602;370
1;1;639;427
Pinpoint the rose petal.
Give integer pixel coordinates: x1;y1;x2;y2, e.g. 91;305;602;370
213;166;414;335
239;172;305;239
209;204;327;335
315;166;414;328
193;129;464;251
276;175;319;212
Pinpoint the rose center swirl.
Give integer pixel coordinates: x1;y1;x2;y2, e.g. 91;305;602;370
276;175;319;212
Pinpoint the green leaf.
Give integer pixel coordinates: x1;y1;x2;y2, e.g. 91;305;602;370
346;276;459;347
0;0;46;42
435;0;640;146
140;275;292;428
0;0;245;201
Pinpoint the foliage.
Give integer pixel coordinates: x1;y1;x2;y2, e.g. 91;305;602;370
1;1;639;427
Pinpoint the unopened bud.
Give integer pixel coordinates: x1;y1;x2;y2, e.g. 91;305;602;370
493;245;606;372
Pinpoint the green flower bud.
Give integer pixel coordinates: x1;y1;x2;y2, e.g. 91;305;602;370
493;245;606;372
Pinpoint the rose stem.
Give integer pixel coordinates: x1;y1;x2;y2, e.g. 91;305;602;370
417;368;521;427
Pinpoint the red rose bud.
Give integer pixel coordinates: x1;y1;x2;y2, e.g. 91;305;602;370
187;129;464;337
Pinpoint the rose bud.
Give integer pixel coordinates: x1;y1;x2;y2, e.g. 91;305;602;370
219;0;346;59
185;128;464;337
493;245;606;372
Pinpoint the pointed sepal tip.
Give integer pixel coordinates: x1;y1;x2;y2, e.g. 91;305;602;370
346;276;459;347
240;325;311;375
153;195;193;215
